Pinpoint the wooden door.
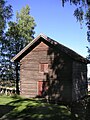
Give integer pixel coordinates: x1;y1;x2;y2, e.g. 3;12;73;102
38;81;43;96
38;81;48;96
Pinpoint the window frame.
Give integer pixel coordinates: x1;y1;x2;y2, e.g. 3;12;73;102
39;63;48;73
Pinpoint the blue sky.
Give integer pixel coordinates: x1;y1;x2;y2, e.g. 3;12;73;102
7;0;89;58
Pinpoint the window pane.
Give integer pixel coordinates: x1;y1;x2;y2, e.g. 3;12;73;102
44;64;48;73
39;63;48;73
41;64;44;72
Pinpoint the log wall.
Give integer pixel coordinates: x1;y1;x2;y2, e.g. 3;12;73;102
20;40;73;102
19;39;87;102
20;42;50;97
72;61;88;101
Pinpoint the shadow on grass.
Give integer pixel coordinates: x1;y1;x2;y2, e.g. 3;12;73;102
0;105;15;118
86;96;90;120
0;97;71;120
14;104;71;120
1;95;90;120
70;96;90;120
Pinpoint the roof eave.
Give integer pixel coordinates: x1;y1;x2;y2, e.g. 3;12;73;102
11;33;48;62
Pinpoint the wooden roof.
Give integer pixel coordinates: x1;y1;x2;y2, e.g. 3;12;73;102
11;33;90;64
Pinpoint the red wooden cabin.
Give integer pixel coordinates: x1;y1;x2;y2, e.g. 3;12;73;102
12;33;89;102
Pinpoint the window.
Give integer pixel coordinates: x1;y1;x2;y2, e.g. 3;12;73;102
39;63;48;73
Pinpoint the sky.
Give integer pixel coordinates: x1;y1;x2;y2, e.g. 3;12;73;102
7;0;90;76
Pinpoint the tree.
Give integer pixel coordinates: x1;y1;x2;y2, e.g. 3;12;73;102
61;0;90;59
0;0;12;81
0;0;12;37
6;5;36;94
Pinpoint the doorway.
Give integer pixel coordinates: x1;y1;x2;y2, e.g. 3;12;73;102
38;81;48;96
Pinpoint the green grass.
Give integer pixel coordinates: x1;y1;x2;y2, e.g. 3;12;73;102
88;91;90;95
0;95;71;120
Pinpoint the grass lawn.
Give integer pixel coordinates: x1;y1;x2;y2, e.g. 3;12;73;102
0;95;71;120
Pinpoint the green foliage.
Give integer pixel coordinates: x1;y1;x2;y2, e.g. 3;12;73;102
61;0;90;59
0;4;36;86
4;5;36;93
0;0;12;81
61;0;88;23
0;96;71;120
0;0;12;37
6;5;36;54
86;8;90;43
74;7;84;23
16;5;36;43
61;0;86;7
